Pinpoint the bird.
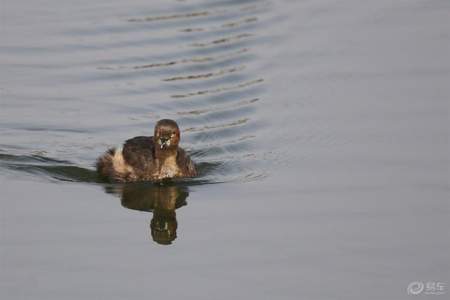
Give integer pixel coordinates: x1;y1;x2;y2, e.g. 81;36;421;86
97;119;197;182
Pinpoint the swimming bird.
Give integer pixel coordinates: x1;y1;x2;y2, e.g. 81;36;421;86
97;119;197;182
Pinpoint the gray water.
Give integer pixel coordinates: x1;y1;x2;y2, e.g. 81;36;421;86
1;0;449;299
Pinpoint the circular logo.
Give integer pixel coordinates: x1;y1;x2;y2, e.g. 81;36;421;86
407;281;425;295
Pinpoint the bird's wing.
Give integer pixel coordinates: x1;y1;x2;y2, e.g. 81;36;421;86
122;136;155;172
177;148;198;177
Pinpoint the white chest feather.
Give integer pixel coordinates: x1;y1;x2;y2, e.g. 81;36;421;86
158;156;180;178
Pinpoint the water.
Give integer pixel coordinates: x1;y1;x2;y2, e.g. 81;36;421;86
1;0;449;299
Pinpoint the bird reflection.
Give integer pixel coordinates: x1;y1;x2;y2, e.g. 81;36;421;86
108;183;188;245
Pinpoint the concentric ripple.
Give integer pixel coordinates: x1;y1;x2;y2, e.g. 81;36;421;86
0;0;276;184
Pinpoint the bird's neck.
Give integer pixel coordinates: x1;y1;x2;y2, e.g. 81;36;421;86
155;147;178;162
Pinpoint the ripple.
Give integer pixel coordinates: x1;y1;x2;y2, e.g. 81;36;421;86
65;1;270;37
127;11;210;23
184;118;249;133
179;16;258;33
190;33;254;47
176;97;259;116
0;0;274;185
131;48;250;70
170;78;263;98
162;65;245;82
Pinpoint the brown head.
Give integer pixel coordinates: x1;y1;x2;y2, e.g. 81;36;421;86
151;210;177;245
153;119;181;150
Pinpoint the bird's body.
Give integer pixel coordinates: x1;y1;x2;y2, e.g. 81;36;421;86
97;120;197;182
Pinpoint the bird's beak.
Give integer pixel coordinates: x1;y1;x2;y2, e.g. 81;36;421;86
159;137;170;149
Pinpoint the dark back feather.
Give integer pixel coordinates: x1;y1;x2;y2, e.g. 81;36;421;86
122;136;155;174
